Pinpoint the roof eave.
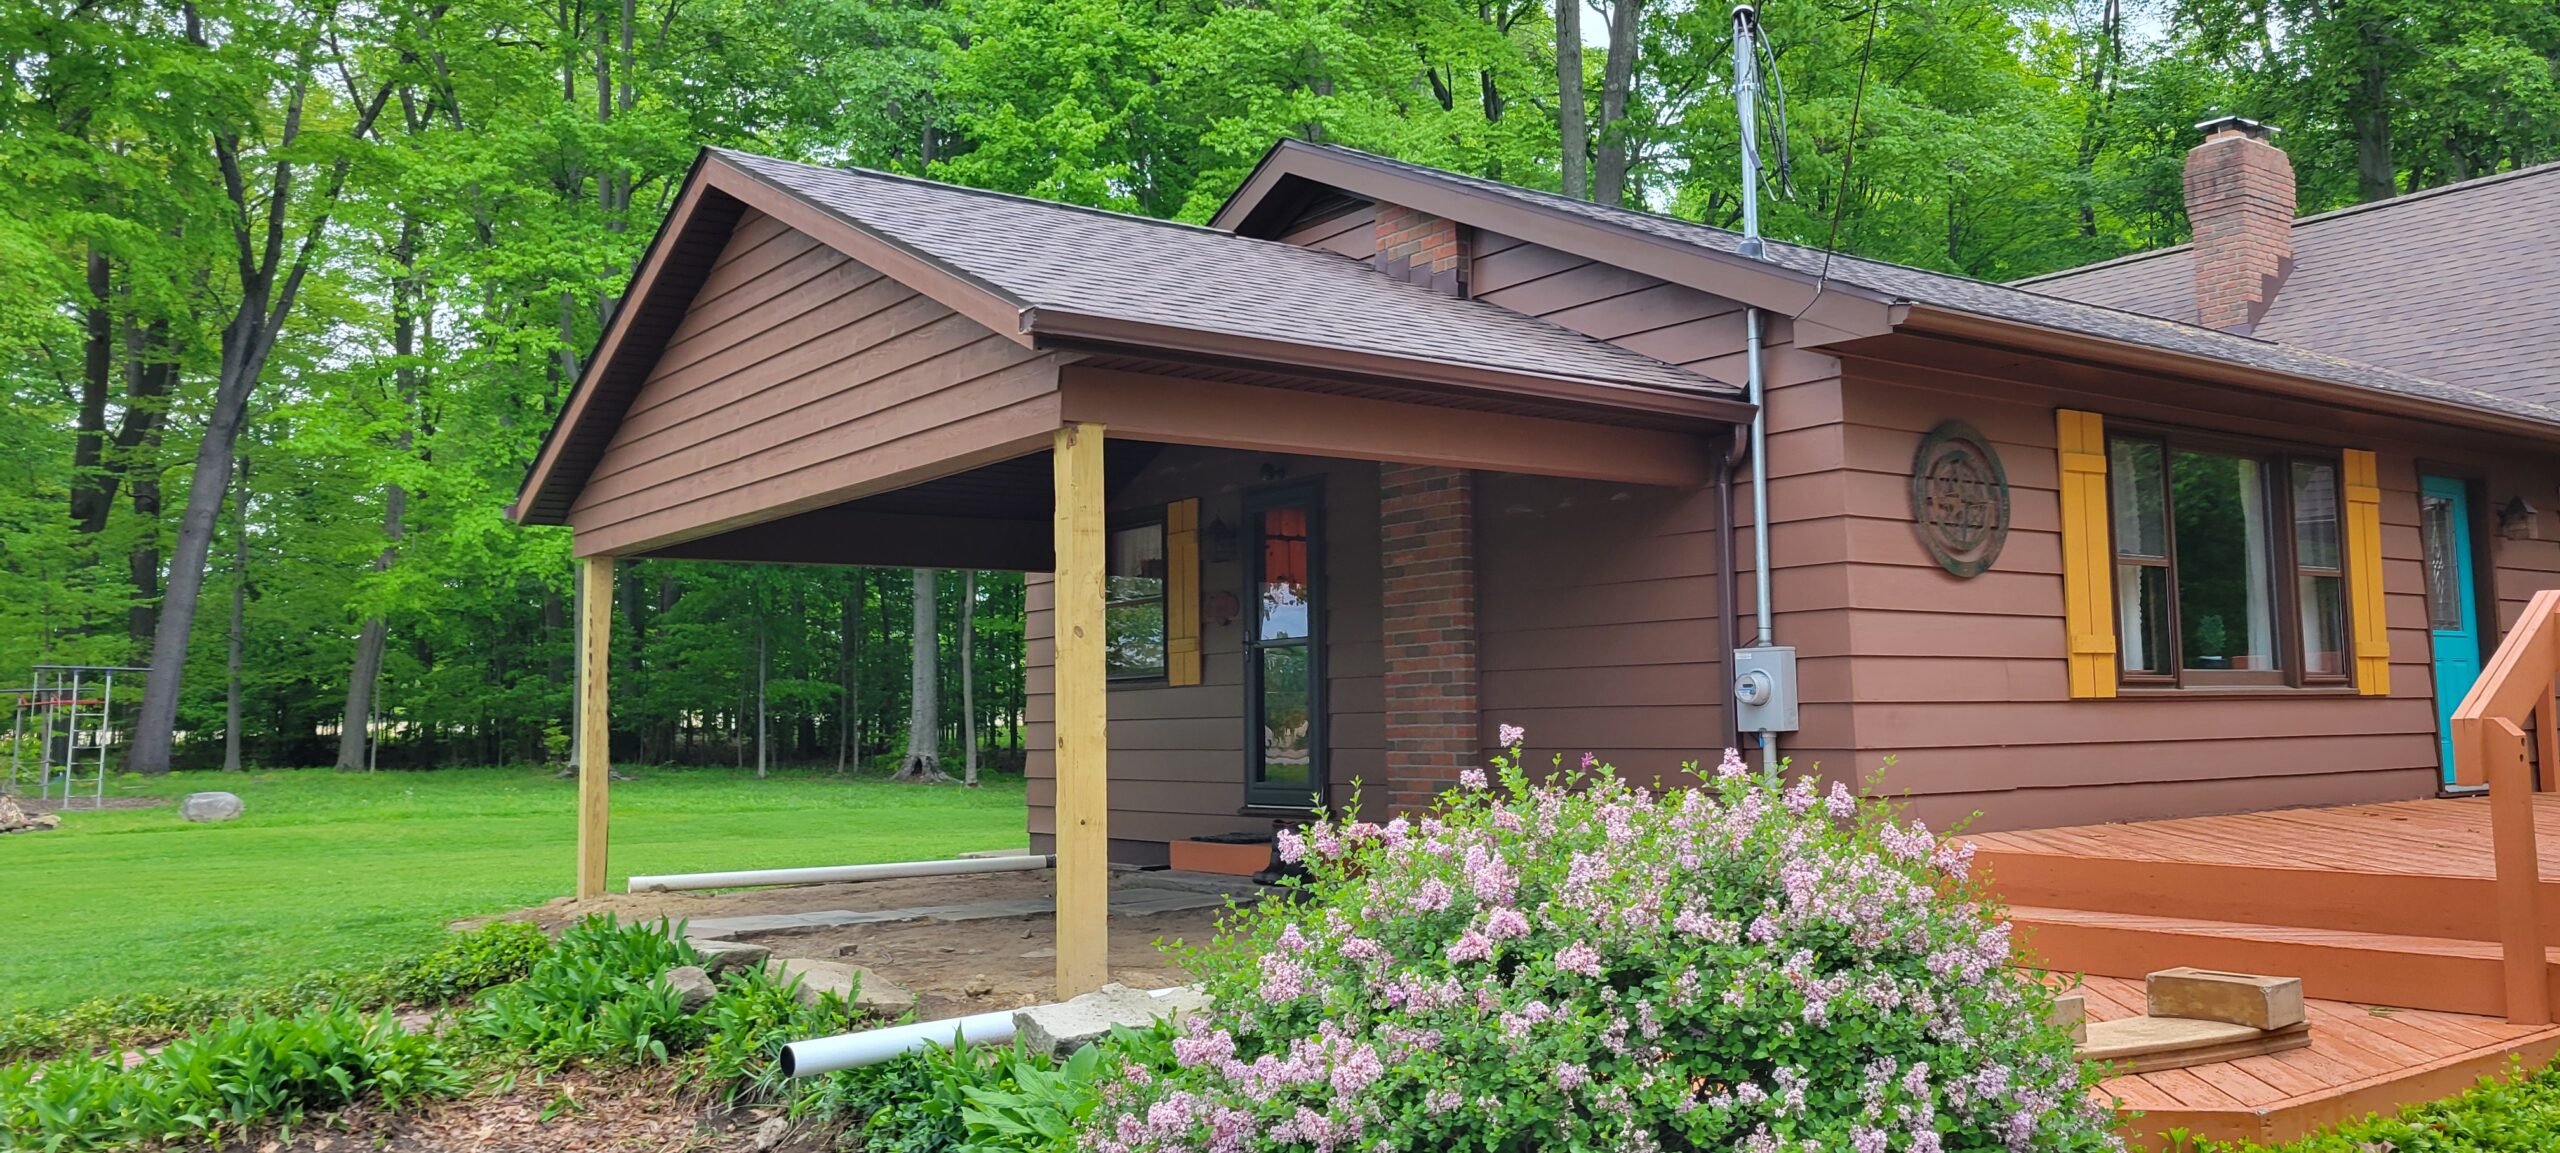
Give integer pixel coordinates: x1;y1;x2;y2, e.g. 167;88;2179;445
1022;306;1755;426
1897;304;2560;443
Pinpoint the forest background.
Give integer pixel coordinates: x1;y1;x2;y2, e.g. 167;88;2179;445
3;0;2553;773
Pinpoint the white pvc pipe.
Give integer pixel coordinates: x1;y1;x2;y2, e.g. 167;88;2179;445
627;853;1053;893
779;986;1194;1077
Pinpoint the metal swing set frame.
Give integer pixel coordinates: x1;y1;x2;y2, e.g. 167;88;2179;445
6;665;147;809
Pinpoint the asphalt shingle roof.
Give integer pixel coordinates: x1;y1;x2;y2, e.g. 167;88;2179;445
2019;162;2560;407
1293;144;2560;427
712;149;1733;398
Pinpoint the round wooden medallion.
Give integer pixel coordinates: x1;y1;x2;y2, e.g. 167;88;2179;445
1909;420;2009;578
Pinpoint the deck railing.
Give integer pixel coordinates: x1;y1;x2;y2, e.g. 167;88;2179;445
2450;587;2560;1024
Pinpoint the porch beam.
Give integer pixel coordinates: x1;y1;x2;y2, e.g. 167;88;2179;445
1051;422;1111;998
1060;367;1720;487
577;555;615;900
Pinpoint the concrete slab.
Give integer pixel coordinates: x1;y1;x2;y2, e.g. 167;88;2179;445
685;886;1235;942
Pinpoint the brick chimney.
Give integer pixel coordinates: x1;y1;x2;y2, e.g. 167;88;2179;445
2183;116;2295;332
1374;203;1469;297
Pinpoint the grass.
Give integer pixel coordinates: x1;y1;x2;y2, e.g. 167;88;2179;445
1;764;1027;1014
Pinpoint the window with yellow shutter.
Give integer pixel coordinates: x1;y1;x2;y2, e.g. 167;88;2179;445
2058;411;2387;693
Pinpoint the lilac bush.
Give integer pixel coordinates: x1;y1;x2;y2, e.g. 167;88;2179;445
1087;733;2121;1152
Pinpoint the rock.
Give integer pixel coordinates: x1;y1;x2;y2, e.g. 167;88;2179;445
1020;946;1056;959
180;791;244;823
766;958;915;1018
834;942;861;959
962;975;994;997
32;814;59;830
661;965;717;1013
691;939;771;974
752;1116;790;1151
1013;984;1213;1060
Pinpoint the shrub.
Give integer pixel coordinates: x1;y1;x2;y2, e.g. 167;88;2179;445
1085;734;2123;1152
0;1006;462;1150
465;915;704;1065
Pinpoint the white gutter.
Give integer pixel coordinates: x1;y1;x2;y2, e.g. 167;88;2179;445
627;853;1053;894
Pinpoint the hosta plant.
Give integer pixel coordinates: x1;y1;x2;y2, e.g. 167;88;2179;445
1085;731;2122;1152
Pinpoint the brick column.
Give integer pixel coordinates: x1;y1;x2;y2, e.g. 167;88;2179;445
1380;464;1479;811
1373;203;1470;297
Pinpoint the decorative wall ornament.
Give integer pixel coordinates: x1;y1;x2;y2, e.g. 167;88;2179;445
1909;420;2010;578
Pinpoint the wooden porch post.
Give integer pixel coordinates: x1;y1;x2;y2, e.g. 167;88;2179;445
577;555;615;900
1052;423;1110;999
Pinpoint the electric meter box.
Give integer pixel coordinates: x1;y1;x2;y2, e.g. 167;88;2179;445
1732;644;1799;733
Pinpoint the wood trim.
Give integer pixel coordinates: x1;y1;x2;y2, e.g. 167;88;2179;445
2057;409;2118;699
576;556;614;900
1051;423;1111;998
1030;308;1752;424
1166;498;1202;687
2345;448;2393;695
1059;367;1718;486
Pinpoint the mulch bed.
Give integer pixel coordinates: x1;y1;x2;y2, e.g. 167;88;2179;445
251;1068;839;1153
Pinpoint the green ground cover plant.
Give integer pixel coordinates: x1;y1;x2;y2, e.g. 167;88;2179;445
4;765;1025;1013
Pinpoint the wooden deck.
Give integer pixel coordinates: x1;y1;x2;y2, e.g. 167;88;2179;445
1977;797;2560;1147
2079;974;2560;1148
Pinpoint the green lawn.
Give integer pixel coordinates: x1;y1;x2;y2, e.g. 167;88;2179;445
2;765;1027;1013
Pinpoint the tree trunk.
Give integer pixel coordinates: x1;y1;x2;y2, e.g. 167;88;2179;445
2352;20;2394;202
1593;0;1641;205
895;567;947;781
961;569;978;786
1557;0;1588;199
72;251;113;532
223;457;250;772
838;569;862;772
128;44;389;774
755;613;769;779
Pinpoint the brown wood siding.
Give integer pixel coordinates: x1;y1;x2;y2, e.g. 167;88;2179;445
1025;450;1385;861
1831;345;2560;831
1467;232;1852;773
567;209;1059;555
1277;205;1376;259
1478;474;1729;774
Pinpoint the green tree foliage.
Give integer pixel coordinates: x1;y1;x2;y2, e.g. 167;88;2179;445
0;0;2549;769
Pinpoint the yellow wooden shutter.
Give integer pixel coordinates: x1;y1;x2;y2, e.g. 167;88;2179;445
2342;450;2391;695
2057;409;2118;699
1166;498;1201;686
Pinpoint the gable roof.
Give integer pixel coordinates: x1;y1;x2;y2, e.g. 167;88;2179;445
2018;161;2560;406
1216;141;2560;439
514;149;1748;524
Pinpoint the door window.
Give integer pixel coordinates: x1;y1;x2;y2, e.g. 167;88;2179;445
1245;489;1322;809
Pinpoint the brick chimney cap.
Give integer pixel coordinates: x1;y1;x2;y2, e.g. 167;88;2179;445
2195;115;2278;141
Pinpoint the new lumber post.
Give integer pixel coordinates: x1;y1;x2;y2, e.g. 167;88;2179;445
577;555;615;901
1051;423;1111;998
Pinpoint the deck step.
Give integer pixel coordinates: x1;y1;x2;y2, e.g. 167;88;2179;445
1977;848;2560;941
2008;905;2560;1018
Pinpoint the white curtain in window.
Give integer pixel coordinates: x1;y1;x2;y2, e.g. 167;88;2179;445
2238;459;2277;668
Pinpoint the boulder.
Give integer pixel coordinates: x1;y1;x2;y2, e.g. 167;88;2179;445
690;939;771;974
0;797;58;834
767;958;915;1018
180;792;244;823
1013;983;1212;1060
660;965;717;1013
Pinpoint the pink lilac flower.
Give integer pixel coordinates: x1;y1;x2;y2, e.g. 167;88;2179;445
1458;767;1488;790
1827;781;1858;820
1555;940;1604;978
1410;878;1453;912
1445;930;1492;963
1581;752;1599;769
1276;827;1307;864
1554;1061;1590;1091
1484;907;1531;939
1498;723;1525;747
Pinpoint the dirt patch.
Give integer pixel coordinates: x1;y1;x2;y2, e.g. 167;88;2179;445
11;793;165;813
471;870;1254;1020
258;1068;830;1153
769;905;1225;1020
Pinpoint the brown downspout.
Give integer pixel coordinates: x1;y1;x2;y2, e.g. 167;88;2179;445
1717;430;1743;753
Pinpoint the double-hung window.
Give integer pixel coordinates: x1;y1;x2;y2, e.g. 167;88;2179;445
1105;520;1167;680
2106;431;2350;688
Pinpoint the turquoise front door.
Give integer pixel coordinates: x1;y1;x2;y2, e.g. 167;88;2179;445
2421;475;2482;785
